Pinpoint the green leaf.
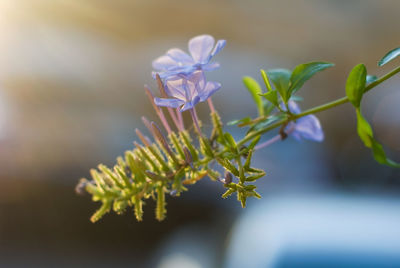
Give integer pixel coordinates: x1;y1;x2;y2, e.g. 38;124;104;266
227;117;252;126
289;61;334;96
356;108;373;147
356;108;400;168
260;90;279;107
260;69;273;91
346;64;367;108
267;69;291;102
247;114;286;134
199;137;214;158
243;76;264;116
378;46;400;66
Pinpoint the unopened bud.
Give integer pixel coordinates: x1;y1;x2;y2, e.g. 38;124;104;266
135;128;151;147
239;145;249;159
75;178;88;195
151;122;170;151
170;189;178;197
144;170;164;181
219;171;233;184
183;147;194;169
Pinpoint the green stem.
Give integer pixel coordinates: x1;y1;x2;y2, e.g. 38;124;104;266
237;65;400;147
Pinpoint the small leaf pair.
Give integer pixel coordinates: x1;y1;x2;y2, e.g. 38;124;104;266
346;62;400;168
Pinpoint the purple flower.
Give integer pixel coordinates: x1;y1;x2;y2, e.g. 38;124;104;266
152;35;226;80
285;101;324;142
154;71;221;111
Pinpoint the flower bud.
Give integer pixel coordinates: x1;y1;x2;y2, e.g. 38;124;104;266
183;147;194;169
75;178;88;195
219;171;233;184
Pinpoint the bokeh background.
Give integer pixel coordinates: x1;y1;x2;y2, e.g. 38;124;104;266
1;0;400;267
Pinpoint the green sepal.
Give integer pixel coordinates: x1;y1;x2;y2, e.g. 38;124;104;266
222;188;236;199
245;172;266;182
113;199;128;214
199;137;214;158
169;132;185;161
180;131;199;162
98;164;124;189
155;185;166;221
248;136;261;150
243;150;253;170
224;133;237;151
114;166;132;189
133;196;143;221
90;199;112;223
217;158;240;177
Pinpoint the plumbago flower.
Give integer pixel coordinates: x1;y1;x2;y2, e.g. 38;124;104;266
285;101;324;142
153;34;226;79
77;37;400;223
154;71;221;111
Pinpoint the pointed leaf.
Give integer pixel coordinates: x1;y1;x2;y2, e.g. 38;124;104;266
356;108;373;147
346;64;367;108
227;117;252;126
243;76;264;116
260;69;273;91
260;90;279;107
267;69;291;102
378;46;400;66
289;62;334;96
356;108;400;168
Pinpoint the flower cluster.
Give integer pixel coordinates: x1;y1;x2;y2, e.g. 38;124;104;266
152;35;226;79
152;35;225;115
76;35;400;223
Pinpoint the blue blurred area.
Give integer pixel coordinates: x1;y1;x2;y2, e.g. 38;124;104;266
225;195;400;267
0;0;400;267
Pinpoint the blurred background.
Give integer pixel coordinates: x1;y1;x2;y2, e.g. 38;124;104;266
1;0;400;267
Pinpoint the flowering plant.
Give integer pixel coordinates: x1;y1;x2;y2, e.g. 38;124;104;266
76;35;400;222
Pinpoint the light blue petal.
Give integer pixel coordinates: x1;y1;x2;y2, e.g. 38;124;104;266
164;82;186;100
198;81;221;101
189;71;206;95
287;100;301;114
202;62;220;71
154;97;184;108
211;39;226;57
152;55;178;71
188;35;215;64
293;115;324;142
167;48;194;65
180;96;200;111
